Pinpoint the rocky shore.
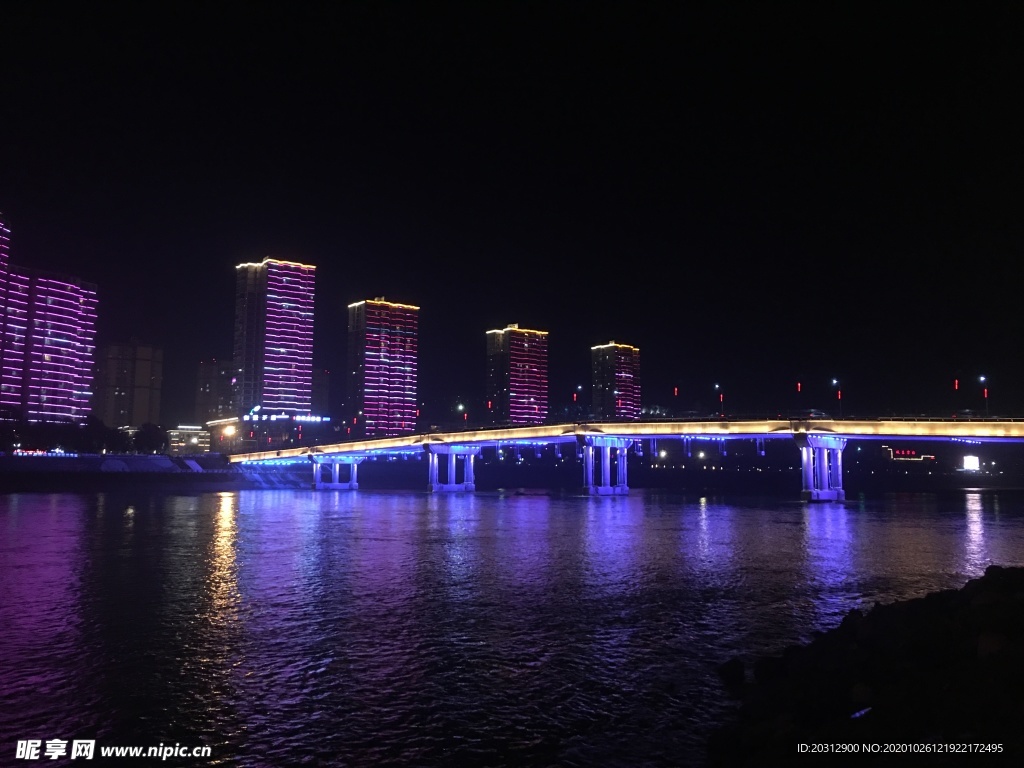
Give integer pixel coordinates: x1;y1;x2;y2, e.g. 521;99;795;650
708;565;1024;766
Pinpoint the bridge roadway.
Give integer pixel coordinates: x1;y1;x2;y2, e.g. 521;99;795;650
228;418;1024;501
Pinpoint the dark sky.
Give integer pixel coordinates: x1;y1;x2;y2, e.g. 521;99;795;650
2;2;1023;424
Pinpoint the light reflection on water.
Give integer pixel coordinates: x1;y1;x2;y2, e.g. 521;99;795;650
2;489;1024;767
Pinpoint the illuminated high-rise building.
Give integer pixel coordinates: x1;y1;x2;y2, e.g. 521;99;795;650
0;213;13;416
346;298;419;437
233;258;316;415
1;266;97;422
591;341;641;420
0;213;9;317
485;324;549;425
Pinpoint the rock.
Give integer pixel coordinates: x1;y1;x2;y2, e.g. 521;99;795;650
707;566;1024;766
716;657;745;693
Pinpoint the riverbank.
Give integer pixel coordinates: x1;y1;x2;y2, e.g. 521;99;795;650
0;452;262;492
708;565;1024;765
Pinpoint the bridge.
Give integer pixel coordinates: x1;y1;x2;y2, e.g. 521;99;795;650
227;418;1024;501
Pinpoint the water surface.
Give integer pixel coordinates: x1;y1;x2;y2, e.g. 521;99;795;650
2;489;1023;766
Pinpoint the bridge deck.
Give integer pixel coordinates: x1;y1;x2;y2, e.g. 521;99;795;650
228;419;1024;464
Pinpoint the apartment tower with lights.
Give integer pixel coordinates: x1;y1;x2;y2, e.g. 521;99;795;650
346;298;419;437
485;323;549;425
233;258;316;415
591;341;641;420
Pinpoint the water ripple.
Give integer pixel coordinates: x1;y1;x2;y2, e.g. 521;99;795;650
2;490;1024;766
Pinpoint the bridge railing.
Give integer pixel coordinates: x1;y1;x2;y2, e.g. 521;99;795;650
877;416;1024;422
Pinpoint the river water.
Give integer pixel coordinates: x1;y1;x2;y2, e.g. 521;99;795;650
2;488;1023;767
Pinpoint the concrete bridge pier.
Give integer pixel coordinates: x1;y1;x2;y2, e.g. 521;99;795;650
427;445;481;492
582;436;631;495
312;457;362;490
794;434;847;501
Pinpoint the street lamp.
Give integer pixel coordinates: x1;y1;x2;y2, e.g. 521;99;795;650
714;383;724;417
832;378;843;418
980;376;989;417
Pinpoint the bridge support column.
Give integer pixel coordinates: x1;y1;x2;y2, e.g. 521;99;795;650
583;436;630;495
312;458;362;490
794;434;847;501
426;445;481;492
428;452;439;487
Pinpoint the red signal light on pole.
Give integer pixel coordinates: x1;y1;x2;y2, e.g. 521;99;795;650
797;382;801;393
673;386;678;397
954;378;959;391
837;390;842;400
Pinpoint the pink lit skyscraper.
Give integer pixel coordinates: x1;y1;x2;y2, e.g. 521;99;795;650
0;213;14;416
234;258;316;414
0;217;98;422
591;341;641;420
485;324;549;425
346;298;419;437
2;267;97;422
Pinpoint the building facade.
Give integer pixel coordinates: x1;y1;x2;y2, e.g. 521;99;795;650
346;298;419;437
94;341;163;427
1;265;97;422
485;324;549;425
311;367;330;415
0;213;12;416
591;341;641;420
167;426;211;455
233;258;316;415
195;357;237;424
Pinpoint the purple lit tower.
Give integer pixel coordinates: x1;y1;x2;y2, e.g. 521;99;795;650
591;341;641;420
0;217;98;422
346;298;419;437
0;213;11;413
234;258;316;414
3;268;97;422
485;324;549;425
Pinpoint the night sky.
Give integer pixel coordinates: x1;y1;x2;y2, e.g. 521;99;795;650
3;3;1023;425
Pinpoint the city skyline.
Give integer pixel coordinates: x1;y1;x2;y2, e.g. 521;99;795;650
0;214;1015;430
2;4;1022;424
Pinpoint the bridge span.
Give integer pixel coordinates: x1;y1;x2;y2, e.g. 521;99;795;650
227;418;1024;501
